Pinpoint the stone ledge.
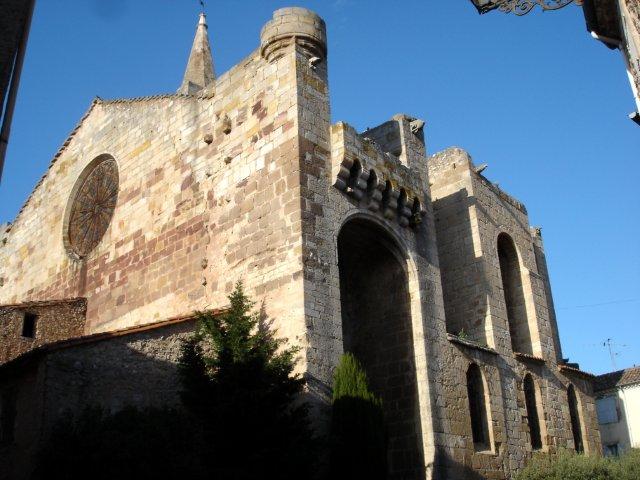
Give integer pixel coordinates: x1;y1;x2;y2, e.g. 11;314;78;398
514;351;546;364
559;364;596;379
447;333;498;355
473;170;527;215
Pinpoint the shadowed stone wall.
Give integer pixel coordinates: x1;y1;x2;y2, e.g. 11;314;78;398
0;320;195;480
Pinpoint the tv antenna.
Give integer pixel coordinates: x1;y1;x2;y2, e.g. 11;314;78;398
603;338;628;370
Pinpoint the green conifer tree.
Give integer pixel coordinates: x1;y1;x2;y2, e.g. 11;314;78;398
330;353;387;479
179;281;316;480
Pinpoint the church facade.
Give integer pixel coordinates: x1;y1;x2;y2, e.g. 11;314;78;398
0;8;600;479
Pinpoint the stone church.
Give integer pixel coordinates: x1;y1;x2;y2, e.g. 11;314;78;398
0;8;600;479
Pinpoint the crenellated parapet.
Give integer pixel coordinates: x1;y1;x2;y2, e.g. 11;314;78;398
331;121;427;228
260;8;327;63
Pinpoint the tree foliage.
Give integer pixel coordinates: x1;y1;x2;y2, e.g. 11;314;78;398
179;281;316;479
330;352;387;479
33;282;315;480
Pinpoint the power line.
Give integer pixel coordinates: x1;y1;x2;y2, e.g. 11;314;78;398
557;298;640;310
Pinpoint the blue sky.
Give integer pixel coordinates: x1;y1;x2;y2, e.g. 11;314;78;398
1;1;638;374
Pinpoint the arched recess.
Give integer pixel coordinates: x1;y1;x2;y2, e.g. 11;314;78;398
567;384;584;453
466;363;492;451
497;233;532;354
523;374;544;450
337;217;424;478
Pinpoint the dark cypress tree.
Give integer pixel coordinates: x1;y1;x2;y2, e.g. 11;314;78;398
179;281;316;479
330;353;387;480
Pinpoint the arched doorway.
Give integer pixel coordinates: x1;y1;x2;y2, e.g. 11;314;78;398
338;218;424;479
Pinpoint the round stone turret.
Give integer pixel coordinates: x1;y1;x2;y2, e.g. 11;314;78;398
260;7;327;63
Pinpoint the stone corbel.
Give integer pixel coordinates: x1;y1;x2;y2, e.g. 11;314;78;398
347;168;368;200
382;184;399;220
367;171;383;212
397;192;412;228
334;156;355;191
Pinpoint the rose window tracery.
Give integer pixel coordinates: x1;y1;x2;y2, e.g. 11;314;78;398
65;156;119;258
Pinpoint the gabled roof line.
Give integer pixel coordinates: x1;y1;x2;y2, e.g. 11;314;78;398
559;364;596;379
4;93;198;232
0;296;86;310
0;308;227;372
595;366;640;392
7;98;101;231
98;93;195;105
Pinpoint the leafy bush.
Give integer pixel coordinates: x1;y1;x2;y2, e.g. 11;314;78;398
611;448;640;480
516;448;640;480
330;352;387;480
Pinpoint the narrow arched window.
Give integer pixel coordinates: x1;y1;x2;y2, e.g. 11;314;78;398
568;385;584;453
467;363;491;451
523;374;543;450
497;233;532;354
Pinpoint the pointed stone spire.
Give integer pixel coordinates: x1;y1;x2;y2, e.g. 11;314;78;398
178;13;215;95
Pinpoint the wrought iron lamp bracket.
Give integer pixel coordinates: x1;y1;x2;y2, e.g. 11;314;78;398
477;0;583;16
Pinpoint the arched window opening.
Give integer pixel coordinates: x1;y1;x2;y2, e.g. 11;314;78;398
467;363;491;451
523;374;543;450
338;218;424;478
497;233;532;354
568;385;584;453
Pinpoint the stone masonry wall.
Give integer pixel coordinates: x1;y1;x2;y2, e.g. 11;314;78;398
0;320;196;480
0;298;86;363
43;320;195;416
429;148;601;478
0;14;308;356
295;44;451;474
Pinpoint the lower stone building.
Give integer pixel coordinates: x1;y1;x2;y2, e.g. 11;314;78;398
0;7;600;479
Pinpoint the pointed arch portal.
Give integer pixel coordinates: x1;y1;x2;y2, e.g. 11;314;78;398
338;218;424;479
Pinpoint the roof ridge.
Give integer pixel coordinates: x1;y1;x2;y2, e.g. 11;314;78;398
99;93;195;104
0;297;86;309
0;308;227;371
595;365;640;391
